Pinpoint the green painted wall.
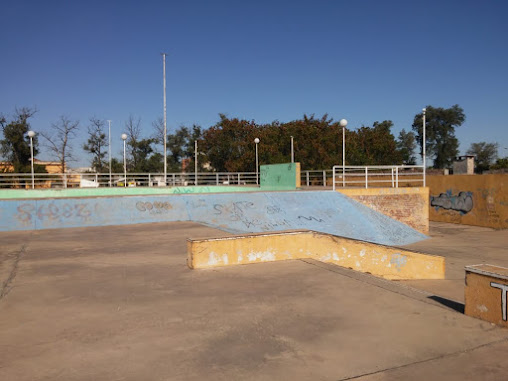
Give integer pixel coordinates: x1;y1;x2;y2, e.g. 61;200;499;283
0;185;261;199
260;163;300;190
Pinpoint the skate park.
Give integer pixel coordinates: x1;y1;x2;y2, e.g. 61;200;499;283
1;164;507;380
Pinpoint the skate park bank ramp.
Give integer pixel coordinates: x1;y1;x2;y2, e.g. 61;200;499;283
187;230;444;280
0;191;427;246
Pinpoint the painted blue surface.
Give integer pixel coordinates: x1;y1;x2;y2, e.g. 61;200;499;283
0;191;427;246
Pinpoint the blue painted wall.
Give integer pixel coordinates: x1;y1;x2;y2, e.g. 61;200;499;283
0;191;427;246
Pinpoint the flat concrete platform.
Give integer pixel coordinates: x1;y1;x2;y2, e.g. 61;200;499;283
1;221;507;380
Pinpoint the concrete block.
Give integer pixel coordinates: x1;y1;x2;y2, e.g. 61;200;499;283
465;264;508;327
187;230;445;280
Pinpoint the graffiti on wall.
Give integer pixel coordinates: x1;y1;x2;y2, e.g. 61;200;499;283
430;190;473;214
15;203;92;224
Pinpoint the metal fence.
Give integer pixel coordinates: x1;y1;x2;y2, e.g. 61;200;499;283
0;171;258;189
332;165;425;189
300;170;333;187
0;167;424;190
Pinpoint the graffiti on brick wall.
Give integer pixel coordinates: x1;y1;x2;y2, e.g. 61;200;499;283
430;190;473;214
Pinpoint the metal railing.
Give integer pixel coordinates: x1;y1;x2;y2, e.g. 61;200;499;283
0;171;258;189
300;170;333;187
332;165;425;190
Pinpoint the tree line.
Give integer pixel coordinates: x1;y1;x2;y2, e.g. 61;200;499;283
1;105;505;174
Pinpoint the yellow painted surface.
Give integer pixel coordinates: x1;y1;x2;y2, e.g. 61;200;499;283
427;174;507;229
337;187;429;234
295;163;301;188
465;264;508;327
187;230;445;280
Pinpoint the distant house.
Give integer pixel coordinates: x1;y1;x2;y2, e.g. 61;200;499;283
0;159;66;173
453;155;475;175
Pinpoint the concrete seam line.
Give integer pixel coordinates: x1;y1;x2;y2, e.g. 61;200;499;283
337;336;508;381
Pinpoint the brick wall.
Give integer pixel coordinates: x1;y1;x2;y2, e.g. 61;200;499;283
337;188;429;235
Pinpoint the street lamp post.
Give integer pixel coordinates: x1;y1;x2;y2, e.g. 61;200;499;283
122;133;127;188
290;136;294;163
28;130;35;189
107;120;112;187
422;108;426;187
254;138;260;185
339;119;348;187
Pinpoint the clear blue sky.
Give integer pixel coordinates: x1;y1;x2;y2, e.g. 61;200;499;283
1;0;507;167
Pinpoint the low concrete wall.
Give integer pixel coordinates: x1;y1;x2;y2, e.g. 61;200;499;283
427;174;507;229
260;163;300;190
336;187;429;234
0;185;259;200
187;230;445;280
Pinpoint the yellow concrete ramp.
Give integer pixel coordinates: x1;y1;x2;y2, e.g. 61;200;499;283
187;230;445;280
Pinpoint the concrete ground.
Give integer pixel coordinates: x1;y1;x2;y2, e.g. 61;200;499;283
0;221;507;380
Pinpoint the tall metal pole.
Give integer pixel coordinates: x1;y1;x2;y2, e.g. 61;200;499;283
122;134;127;188
291;136;294;163
339;119;348;188
254;138;260;185
162;53;167;185
422;108;426;187
256;143;259;185
107;120;112;187
29;134;34;189
194;140;198;186
342;126;345;187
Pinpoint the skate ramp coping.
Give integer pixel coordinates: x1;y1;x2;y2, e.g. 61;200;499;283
187;230;445;280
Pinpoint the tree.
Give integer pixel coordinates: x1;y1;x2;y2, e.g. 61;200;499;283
350;121;402;165
124;115;164;172
124;114;142;170
201;115;259;172
491;157;508;170
466;142;498;173
397;129;417;165
412;105;465;169
83;117;108;172
0;107;45;173
40;116;80;173
109;157;124;173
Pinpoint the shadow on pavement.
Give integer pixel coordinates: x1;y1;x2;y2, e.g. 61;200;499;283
428;295;465;314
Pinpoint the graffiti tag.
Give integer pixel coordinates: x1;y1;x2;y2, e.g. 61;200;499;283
15;203;91;223
430;191;473;214
298;215;324;223
390;253;408;272
136;201;172;214
213;201;290;230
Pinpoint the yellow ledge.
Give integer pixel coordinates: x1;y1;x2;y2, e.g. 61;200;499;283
187;230;445;280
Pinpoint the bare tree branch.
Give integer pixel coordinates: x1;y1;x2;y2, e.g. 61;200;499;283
83;117;107;172
40;116;79;172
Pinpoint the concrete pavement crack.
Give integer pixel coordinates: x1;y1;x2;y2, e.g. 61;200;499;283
0;243;27;301
337;336;508;380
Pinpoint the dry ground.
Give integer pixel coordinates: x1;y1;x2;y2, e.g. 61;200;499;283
0;221;507;380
